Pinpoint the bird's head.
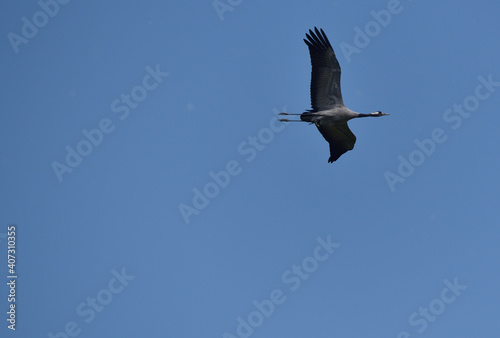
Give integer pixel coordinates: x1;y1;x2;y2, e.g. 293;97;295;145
371;111;389;117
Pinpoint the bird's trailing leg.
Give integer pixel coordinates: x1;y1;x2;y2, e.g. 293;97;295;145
279;118;304;122
278;112;304;122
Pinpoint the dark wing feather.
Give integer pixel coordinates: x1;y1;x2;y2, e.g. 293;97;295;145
304;27;343;111
317;122;356;162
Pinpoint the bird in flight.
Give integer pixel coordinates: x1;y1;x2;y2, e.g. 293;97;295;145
279;27;389;162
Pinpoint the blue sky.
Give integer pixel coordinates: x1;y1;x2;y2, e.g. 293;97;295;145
1;0;500;337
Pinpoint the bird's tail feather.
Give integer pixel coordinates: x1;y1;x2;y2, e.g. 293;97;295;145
300;111;320;122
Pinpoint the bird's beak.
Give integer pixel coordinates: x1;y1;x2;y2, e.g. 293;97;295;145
382;113;390;116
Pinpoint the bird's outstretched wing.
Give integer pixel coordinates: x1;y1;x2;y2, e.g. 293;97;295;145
304;27;343;111
317;122;356;162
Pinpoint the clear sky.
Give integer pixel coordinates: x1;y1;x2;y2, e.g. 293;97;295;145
1;0;500;337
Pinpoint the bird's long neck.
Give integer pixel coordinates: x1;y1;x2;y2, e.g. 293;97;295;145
356;113;373;118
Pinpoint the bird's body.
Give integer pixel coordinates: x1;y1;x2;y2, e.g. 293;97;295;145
279;27;388;162
300;107;361;125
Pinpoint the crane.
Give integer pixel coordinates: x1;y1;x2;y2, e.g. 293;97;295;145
279;27;389;162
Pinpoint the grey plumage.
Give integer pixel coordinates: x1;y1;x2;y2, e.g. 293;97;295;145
279;27;388;163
